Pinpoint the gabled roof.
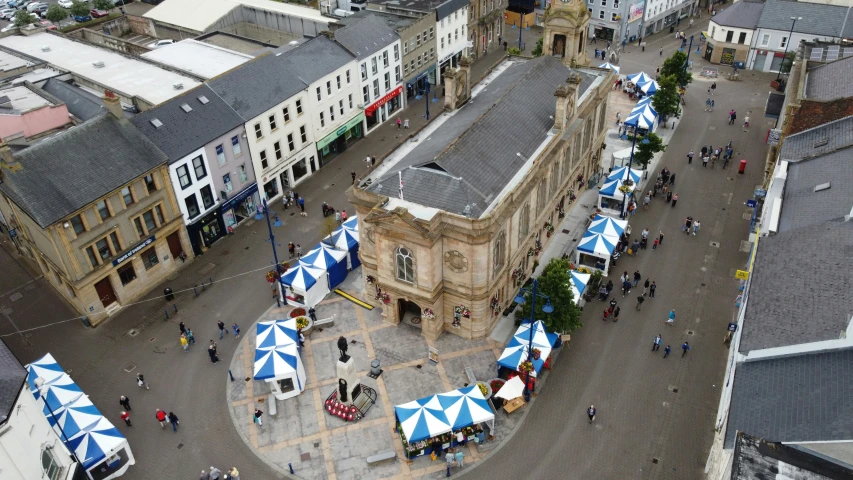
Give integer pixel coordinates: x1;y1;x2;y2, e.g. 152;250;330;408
805;56;853;101
0;340;25;425
778;147;853;233
41;79;106;122
779;115;853;162
757;0;849;37
207;35;354;120
0;114;168;228
131;84;243;162
732;433;853;479
710;1;764;30
739;219;853;353
335;14;399;60
368;56;597;218
725;348;853;448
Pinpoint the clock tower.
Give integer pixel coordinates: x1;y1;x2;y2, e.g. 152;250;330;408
542;0;591;67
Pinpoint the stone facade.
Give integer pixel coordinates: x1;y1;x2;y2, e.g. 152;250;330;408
542;0;591;68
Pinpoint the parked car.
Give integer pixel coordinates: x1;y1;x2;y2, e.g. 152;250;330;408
57;0;73;6
0;8;15;18
16;0;35;10
25;1;45;12
89;8;108;17
38;19;56;30
148;39;175;49
72;14;91;22
32;3;47;15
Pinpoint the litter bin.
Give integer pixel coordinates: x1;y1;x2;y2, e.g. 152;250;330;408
80;316;91;328
739;159;747;174
370;359;381;376
164;287;174;301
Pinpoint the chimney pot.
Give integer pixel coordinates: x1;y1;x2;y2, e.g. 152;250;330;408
102;90;123;120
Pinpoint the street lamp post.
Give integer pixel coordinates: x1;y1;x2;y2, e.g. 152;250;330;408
262;198;284;307
33;377;82;466
424;80;430;121
514;279;554;402
620;128;651;218
518;16;524;51
776;16;802;82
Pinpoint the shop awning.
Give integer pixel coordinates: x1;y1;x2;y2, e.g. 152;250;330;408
626;71;654;85
280;264;325;291
598;177;635;200
569;271;591;305
497;320;559;377
608;165;643;184
577;230;619;257
588;214;628;237
365;86;403;116
394;386;496;443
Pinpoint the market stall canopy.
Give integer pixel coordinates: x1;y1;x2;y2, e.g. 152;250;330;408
598;62;620;74
569;271;591;304
254;344;302;382
280;264;325;291
498;320;558;377
636;95;654;108
342;215;358;230
67;416;126;469
637;79;659;95
300;243;347;271
436;385;495;431
624;104;656;129
394;395;452;443
599;178;635;201
48;395;102;439
577;230;619;257
255;319;299;349
25;352;64;388
35;373;84;412
326;225;359;250
588;214;628;237
608;165;643;184
626;71;654;85
494;376;525;401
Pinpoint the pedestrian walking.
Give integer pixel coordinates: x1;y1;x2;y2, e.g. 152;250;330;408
663;345;671;358
120;395;131;411
121;410;132;426
232;323;240;338
365;156;372;169
404;118;410;129
702;155;709;167
200;470;210;480
682;342;691;357
187;327;196;344
709;99;715;111
743;115;750;128
622;279;631;296
633;270;641;287
653;238;659;249
208;343;219;364
253;408;263;427
455;449;464;468
296;244;303;258
710;82;716;95
631;238;640;253
587;405;596;423
227;467;240;480
351;171;357;184
396;117;401;129
341;209;349;222
671;193;679;207
652;334;662;351
446;449;454;473
616;111;621;124
693;220;700;235
298;197;306;216
643;279;650;295
704;98;711;112
687;150;694;163
649;281;656;298
298;329;305;347
636;294;645;310
612;306;621;322
701;145;708;157
155;409;167;428
179;321;187;335
683;216;693;233
209;467;222;480
308;307;317;322
729;110;737;125
218;321;228;339
168;412;179;432
643;194;650;210
136;373;149;389
605;280;613;295
667;309;675;325
669;173;675;185
288;242;295;258
371;156;376;166
335;210;342;224
180;334;189;352
659;47;663;57
659;231;664;245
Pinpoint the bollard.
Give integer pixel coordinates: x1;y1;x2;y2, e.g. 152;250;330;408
164;309;169;320
228;369;234;381
173;304;178;313
194;286;198;297
202;282;206;292
289;463;294;474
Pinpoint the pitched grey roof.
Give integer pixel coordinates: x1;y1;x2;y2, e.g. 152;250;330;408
777;147;853;233
436;0;469;20
739;219;853;353
779;115;853;162
131;84;243;162
335;14;399;60
333;10;417;31
805;56;853;101
207;35;354;120
725;348;853;448
0;340;25;425
0;115;168;228
732;432;853;479
41;79;106;122
710;1;764;30
369;57;596;218
758;0;849;37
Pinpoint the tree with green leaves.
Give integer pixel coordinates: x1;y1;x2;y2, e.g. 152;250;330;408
13;10;34;27
632;132;665;168
516;257;582;334
45;4;66;23
660;50;692;87
70;0;90;18
779;51;796;74
92;0;114;11
651;74;681;118
532;37;543;57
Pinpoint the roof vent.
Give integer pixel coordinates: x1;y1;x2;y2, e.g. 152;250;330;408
41;46;50;52
197;95;209;105
814;182;831;192
814;133;828;148
150;118;163;128
173;83;184;90
180;103;192;113
92;61;105;68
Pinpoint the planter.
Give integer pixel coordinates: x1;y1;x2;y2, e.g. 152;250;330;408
290;308;306;318
487;378;505;397
476;382;492;400
295;316;314;335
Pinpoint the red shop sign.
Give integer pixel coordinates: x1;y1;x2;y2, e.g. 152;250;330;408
365;85;403;116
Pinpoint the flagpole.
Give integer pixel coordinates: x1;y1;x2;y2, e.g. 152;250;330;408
398;171;404;200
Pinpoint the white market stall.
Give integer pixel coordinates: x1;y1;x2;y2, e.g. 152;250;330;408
25;354;135;480
575;230;619;273
299;242;348;289
587;214;628;237
280;264;329;308
622;103;658;139
493;375;525;402
254;319;307;400
568;270;591;306
626;71;654;84
598;62;620;74
497;320;559;379
608;166;643;184
342;215;358;230
394;385;495;459
597;177;635;217
637;79;659;95
324;225;360;270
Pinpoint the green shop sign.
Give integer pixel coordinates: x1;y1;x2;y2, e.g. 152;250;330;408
317;113;364;150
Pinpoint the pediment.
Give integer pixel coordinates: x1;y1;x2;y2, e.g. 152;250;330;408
363;206;432;238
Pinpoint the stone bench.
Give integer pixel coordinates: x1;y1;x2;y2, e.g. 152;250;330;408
366;451;397;466
465;366;477;385
268;393;277;417
314;316;335;328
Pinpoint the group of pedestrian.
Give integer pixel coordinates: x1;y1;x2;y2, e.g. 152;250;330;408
200;466;240;480
281;191;306;216
444;446;466;474
179;321;197;353
652;335;690;358
287;242;303;259
394;118;410;130
682;217;700;235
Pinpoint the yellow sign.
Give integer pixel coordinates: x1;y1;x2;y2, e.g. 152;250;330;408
735;270;750;280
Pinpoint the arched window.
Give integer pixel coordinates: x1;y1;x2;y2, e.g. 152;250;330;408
536;180;547;212
41;446;61;480
519;204;530;238
493;232;505;274
563;146;571;180
573;133;582;164
597;103;607;135
396;246;414;283
550;165;560;197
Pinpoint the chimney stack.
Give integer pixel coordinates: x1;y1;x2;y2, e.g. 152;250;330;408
103;90;123;120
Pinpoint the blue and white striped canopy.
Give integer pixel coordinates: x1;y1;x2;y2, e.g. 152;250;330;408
577;230;619;256
254;345;301;382
299;243;347;270
26;353;64;389
498;320;558;377
47;395;101;440
281;264;324;291
394;395;452;443
598;62;620;74
255;319;299;349
637;79;659;94
599;178;634;200
34;373;84;412
569;271;591;305
636;95;654;108
436;385;495;430
626;71;654;84
342;215;358;230
607;165;643;184
326;225;359;250
67;416;126;469
588;214;628;237
624;104;656;129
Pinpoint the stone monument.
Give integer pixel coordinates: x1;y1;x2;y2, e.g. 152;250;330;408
336;336;361;404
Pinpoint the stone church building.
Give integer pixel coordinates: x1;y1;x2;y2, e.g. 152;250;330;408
347;0;614;340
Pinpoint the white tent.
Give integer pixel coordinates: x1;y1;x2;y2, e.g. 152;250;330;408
280;264;329;308
254;319;308;400
597;178;635;216
569;271;591;306
575;229;619;273
494;376;525;401
394;386;495;445
497;321;559;378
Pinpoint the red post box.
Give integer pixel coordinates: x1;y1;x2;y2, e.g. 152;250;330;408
739;159;747;174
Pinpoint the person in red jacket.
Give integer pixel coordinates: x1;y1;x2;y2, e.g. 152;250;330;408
120;411;131;427
155;409;167;429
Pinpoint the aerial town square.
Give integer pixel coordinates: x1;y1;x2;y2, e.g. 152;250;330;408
0;0;851;479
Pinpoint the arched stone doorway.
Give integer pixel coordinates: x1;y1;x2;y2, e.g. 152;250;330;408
397;298;422;328
553;34;567;57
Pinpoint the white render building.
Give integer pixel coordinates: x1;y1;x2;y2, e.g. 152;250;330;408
437;0;469;80
335;14;405;134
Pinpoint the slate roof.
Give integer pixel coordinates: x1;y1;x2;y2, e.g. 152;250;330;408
757;0;849;37
710;1;764;30
0;115;168;228
335;14;399;60
207;35;354;121
779;115;853;162
805;56;853;101
725;348;853;448
738;219;853;353
41;79;106;122
732;432;853;479
131;84;243;162
333;10;417;31
0;340;25;425
368;57;597;218
777;147;853;233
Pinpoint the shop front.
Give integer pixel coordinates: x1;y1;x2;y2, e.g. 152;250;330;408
186;209;225;255
221;182;259;231
406;65;436;100
365;85;404;133
317;112;365;168
438;50;464;83
592;23;615;41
